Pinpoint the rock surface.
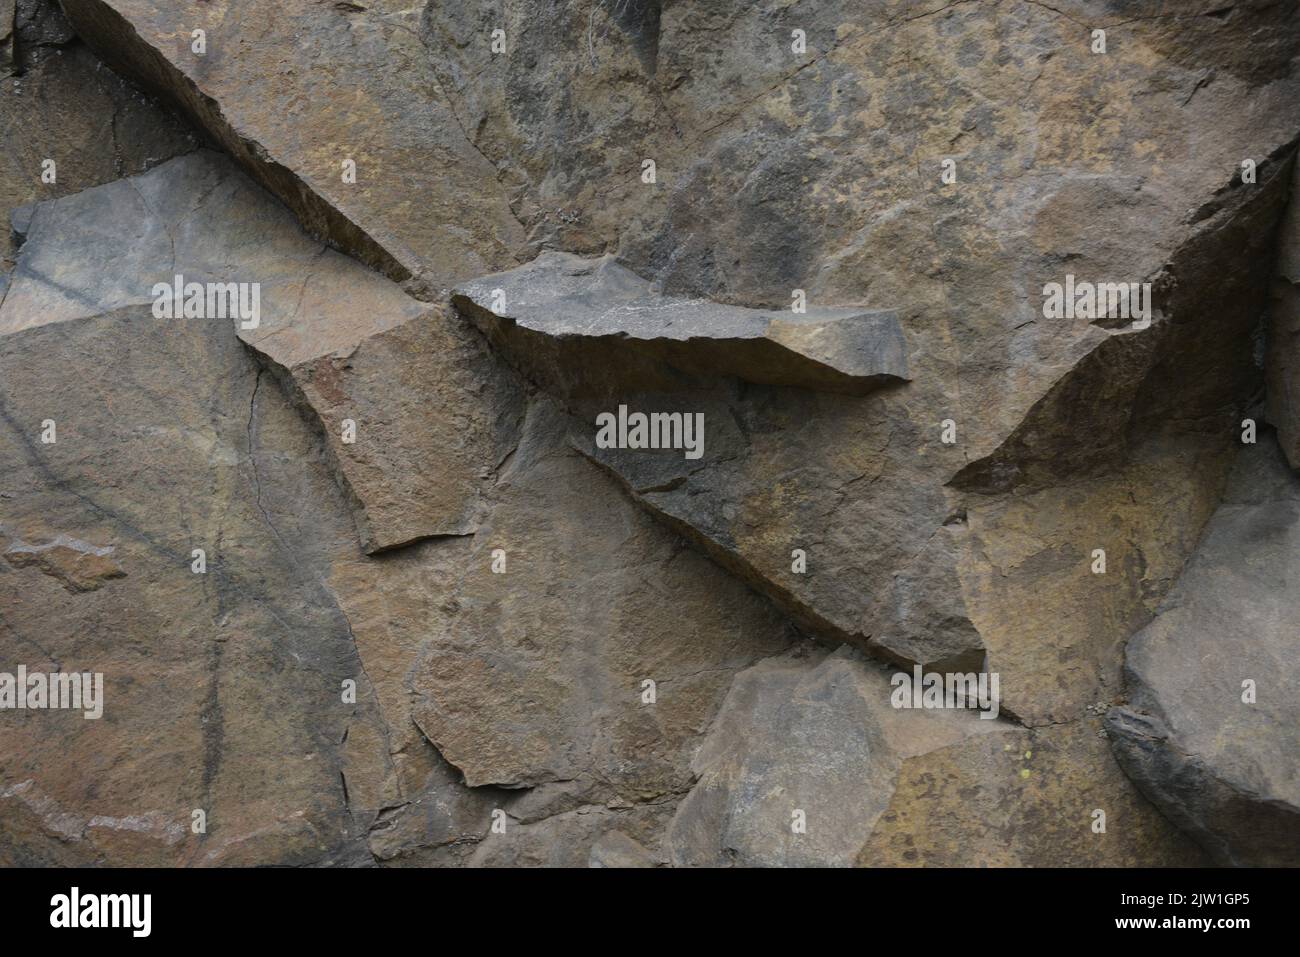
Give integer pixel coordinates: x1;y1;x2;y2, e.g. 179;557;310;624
2;0;1300;869
2;149;525;553
60;0;527;292
1107;437;1300;866
455;251;908;396
668;646;1204;867
0;296;383;865
0;145;796;866
409;396;795;794
0;3;197;272
1269;158;1300;470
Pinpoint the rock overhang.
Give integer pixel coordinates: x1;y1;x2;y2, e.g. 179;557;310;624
453;251;910;397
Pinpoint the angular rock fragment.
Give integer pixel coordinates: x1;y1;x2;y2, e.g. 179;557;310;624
60;0;527;291
454;251;909;396
667;647;945;867
568;384;985;671
1107;438;1300;866
1;150;523;553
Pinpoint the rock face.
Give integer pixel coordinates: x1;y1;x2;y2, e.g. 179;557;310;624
0;145;796;865
0;2;197;272
1107;438;1300;867
667;647;984;867
3;0;1300;868
408;399;794;794
2;149;525;553
1269;158;1300;471
58;0;527;292
668;645;1204;867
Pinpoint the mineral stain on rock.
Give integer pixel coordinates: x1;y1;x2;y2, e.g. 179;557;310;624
3;533;125;592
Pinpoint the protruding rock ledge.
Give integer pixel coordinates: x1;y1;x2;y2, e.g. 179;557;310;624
453;252;909;397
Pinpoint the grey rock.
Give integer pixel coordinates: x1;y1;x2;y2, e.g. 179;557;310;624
670;644;1207;867
666;646;992;867
1268;157;1300;471
1107;437;1300;866
454;251;909;396
0;32;197;269
60;0;527;292
1;150;524;554
588;830;659;868
467;804;673;868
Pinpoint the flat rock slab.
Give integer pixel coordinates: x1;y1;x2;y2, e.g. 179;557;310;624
454;251;908;396
1107;438;1300;866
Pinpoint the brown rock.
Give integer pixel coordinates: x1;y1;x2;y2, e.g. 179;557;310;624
60;0;527;292
3;533;125;591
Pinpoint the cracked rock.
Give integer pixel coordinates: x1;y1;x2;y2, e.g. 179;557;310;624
1;150;525;554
